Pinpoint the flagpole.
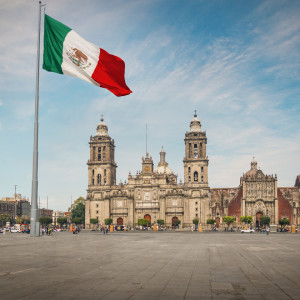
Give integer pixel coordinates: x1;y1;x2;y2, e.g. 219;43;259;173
30;1;43;237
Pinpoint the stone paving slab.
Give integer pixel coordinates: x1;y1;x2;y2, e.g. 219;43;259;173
0;231;300;299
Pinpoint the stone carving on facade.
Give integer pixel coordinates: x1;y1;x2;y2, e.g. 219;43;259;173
254;200;266;214
144;192;150;201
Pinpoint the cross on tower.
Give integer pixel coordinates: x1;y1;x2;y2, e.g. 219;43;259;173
194;110;197;117
101;114;104;122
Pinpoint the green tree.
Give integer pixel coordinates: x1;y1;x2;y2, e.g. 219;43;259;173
0;214;13;227
138;218;149;227
157;219;164;226
16;216;23;224
240;216;253;225
223;216;235;229
72;217;83;225
279;218;290;231
57;217;68;228
206;219;216;230
39;217;52;227
192;218;199;225
71;201;85;224
21;216;30;224
173;219;181;228
105;218;113;225
90;218;98;230
260;216;270;227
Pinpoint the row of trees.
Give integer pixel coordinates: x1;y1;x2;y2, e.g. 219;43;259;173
0;214;31;226
204;216;290;230
38;197;86;227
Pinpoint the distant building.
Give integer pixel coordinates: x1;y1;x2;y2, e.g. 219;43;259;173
18;200;31;220
39;208;53;219
0;200;15;218
52;210;65;226
1;194;30;219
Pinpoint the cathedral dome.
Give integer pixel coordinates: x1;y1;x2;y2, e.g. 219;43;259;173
154;165;174;175
244;160;264;177
154;147;174;175
96;115;108;136
190;111;201;132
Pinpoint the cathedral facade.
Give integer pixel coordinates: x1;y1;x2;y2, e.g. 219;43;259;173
85;114;300;229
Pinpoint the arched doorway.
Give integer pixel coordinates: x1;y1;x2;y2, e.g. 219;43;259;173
117;217;123;225
256;212;263;228
172;216;178;227
144;214;151;226
216;217;220;228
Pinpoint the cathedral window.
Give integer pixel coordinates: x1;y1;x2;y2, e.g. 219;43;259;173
195;207;198;211
96;210;99;214
188;176;191;183
201;176;204;182
201;167;204;174
194;171;198;182
92;179;94;185
103;146;106;160
189;143;192;157
104;178;107;185
104;169;106;176
200;143;202;157
92;169;95;176
188;167;191;174
98;148;101;161
195;201;198;205
194;144;198;158
195;213;198;217
97;174;101;184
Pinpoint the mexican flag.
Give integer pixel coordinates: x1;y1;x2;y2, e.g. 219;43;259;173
43;14;132;97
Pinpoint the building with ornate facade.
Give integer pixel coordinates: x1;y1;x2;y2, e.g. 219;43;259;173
85;114;300;229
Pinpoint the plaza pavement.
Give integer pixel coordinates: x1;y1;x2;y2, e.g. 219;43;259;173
0;230;299;300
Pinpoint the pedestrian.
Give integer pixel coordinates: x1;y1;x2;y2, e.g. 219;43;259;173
267;227;269;235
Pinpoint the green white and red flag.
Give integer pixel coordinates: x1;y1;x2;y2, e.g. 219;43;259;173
43;14;132;97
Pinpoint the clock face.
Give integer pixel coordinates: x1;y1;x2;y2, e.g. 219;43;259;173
145;166;149;171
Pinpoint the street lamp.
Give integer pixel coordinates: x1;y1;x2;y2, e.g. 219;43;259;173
14;185;17;222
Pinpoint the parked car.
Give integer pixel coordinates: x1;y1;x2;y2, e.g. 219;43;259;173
10;228;21;233
241;229;255;233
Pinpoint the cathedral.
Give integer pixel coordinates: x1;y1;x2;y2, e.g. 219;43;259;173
85;114;300;229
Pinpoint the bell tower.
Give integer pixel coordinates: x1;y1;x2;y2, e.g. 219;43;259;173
183;111;209;185
87;115;117;187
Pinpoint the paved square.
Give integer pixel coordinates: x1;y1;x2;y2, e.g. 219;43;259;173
0;231;299;299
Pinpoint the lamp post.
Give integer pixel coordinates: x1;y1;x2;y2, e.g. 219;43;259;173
14;185;17;223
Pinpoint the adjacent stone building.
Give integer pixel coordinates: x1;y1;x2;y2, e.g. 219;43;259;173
85;114;300;229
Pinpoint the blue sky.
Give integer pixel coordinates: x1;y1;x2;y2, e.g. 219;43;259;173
0;0;299;211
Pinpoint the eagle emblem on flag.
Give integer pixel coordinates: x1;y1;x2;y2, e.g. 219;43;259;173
66;47;91;69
